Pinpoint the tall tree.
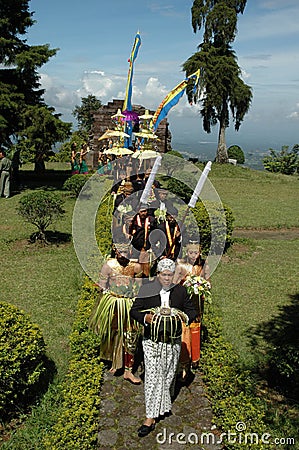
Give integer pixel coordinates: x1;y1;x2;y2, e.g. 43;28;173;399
73;95;102;139
183;0;252;163
0;0;71;168
15;105;71;168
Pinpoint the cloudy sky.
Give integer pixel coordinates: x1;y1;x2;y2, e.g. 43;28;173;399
27;0;299;161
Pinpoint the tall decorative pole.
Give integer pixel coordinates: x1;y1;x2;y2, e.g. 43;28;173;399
166;161;212;258
188;161;212;208
139;155;162;205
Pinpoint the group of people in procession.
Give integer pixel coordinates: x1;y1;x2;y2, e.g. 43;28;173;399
2;138;211;437
88;145;211;438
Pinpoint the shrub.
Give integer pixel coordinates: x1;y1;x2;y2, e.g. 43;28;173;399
227;145;245;164
201;309;270;449
0;302;47;420
95;192;115;256
63;174;92;197
263;145;299;175
43;279;104;450
17;190;65;242
166;176;193;203
184;200;234;256
165;174;234;256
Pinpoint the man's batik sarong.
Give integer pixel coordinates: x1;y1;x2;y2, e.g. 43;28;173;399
142;338;181;418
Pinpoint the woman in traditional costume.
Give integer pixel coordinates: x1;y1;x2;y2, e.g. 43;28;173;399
70;142;79;174
90;243;143;384
130;258;197;437
78;143;89;174
97;151;105;175
174;241;211;379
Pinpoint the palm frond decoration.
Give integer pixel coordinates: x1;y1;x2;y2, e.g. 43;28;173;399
89;292;134;345
143;307;189;343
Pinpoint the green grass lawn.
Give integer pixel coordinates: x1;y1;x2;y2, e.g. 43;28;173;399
204;163;299;228
0;190;82;375
211;237;299;366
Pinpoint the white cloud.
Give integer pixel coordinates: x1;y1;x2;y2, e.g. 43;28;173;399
39;70;196;122
78;70;126;101
135;77;168;109
287;111;299;119
39;73;80;112
240;68;251;80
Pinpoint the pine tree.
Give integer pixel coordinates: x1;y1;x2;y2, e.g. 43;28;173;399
183;0;252;163
0;0;71;169
73;95;102;139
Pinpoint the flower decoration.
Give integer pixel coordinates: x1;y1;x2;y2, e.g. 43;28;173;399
183;275;212;304
117;204;133;214
154;208;167;223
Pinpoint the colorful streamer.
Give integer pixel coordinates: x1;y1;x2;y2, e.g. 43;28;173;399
151;69;200;131
123;32;141;112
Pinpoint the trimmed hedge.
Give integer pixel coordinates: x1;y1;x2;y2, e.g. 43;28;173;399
17;190;65;241
62;174;92;197
227;145;245;164
43;278;104;450
42;195;112;449
0;302;47;420
184;200;234;256
201;309;271;449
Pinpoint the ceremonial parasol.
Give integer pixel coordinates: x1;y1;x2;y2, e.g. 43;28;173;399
122;110;139;122
103;146;133;156
106;130;130;138
98;129;115;141
132;149;160;160
139;109;153;120
111;108;125;119
134;129;158;140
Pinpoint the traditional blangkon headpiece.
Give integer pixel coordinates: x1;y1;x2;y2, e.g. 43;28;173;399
186;239;201;251
157;258;176;273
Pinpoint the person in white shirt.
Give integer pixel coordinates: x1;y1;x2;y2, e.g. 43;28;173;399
130;258;197;437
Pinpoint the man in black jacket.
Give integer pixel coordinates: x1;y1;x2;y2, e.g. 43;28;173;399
130;258;197;437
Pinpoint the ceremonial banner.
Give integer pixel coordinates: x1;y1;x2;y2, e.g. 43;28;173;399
123;32;141;112
151;69;200;131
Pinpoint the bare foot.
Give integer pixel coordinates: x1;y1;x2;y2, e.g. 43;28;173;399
109;368;116;374
143;418;155;427
123;370;141;384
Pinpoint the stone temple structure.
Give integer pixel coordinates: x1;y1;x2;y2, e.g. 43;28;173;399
87;99;172;168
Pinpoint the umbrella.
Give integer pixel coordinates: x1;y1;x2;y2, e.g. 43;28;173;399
132;149;160;160
134;130;158;140
111;108;125;119
104;146;133;156
98;129;115;141
106;130;130;138
139;109;153;120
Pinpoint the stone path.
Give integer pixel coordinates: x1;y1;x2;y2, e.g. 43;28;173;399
96;368;223;450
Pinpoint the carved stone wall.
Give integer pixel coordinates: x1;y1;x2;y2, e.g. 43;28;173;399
88;99;172;168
